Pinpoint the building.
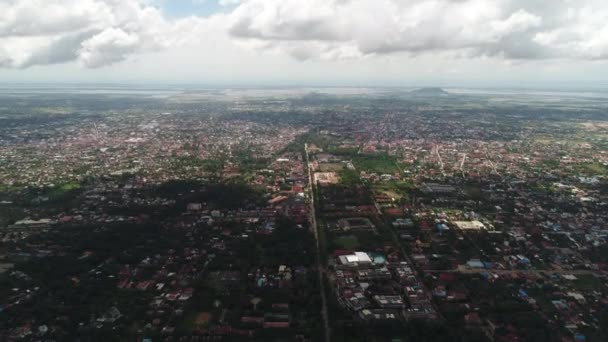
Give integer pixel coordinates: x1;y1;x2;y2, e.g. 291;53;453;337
454;220;486;231
338;252;373;267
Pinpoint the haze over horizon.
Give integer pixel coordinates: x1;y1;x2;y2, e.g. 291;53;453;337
1;0;608;87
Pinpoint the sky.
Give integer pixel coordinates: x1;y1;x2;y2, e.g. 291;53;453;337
1;0;608;88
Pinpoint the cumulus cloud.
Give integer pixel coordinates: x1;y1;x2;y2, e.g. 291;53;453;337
1;0;608;69
226;0;608;61
533;3;608;60
219;0;244;6
0;0;174;68
78;28;141;68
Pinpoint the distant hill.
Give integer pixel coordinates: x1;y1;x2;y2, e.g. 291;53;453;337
410;87;449;96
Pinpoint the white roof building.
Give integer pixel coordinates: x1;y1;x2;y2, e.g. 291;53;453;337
338;252;373;266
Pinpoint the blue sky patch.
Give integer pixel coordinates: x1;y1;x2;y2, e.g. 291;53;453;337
159;0;225;18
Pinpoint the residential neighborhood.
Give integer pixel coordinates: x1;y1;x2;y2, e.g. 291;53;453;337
0;88;607;341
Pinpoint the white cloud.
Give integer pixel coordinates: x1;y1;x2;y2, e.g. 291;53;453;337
78;28;141;68
533;3;608;59
0;0;176;68
226;0;608;61
219;0;243;5
491;9;542;36
0;0;608;71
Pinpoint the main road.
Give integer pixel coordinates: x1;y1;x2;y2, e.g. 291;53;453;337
371;197;443;319
304;143;331;342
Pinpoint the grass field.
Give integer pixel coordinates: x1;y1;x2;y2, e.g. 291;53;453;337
582;162;607;175
351;154;400;173
47;182;82;198
338;169;360;186
373;180;415;199
319;163;345;172
333;235;360;250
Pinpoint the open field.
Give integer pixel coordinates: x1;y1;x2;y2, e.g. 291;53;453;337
319;163;345;172
332;235;361;250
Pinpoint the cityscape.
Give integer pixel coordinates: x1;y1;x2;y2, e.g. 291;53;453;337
0;87;606;341
2;0;608;341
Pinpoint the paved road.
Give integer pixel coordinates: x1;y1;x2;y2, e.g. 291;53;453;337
485;151;500;176
372;200;443;319
459;153;467;177
305;143;331;342
433;144;446;176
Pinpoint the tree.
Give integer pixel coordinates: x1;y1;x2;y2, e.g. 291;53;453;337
251;297;262;311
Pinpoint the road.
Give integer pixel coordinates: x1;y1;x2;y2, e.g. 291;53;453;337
304;143;331;342
459;153;467;177
485;151;500;176
433;144;446;176
372;198;443;319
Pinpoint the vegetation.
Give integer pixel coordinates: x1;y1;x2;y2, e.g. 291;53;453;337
332;235;360;250
338;169;360;186
575;162;608;176
350;154;400;173
373;180;415;199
